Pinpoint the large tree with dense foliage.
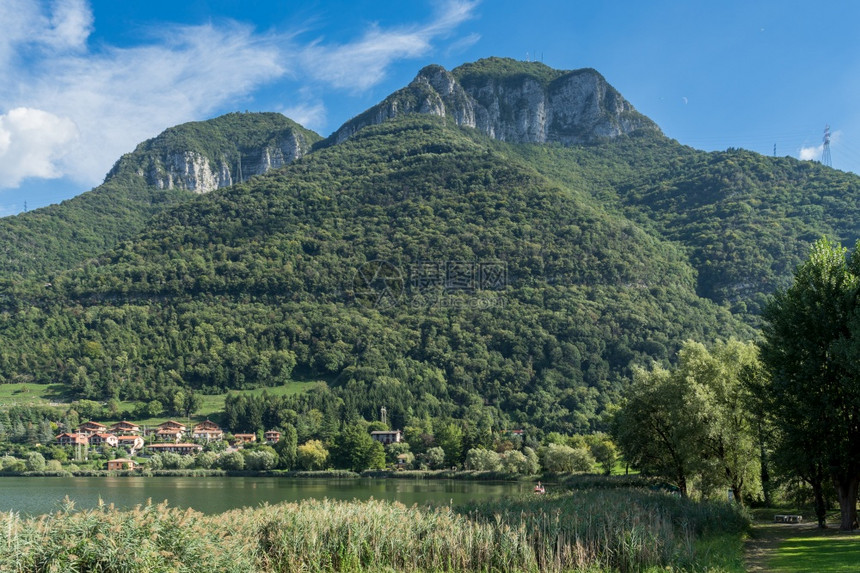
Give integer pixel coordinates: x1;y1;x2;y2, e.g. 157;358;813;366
760;237;860;530
613;339;761;502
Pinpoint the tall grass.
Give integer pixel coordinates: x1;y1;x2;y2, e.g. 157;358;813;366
0;489;747;572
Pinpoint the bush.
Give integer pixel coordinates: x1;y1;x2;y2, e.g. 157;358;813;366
465;448;501;471
219;451;245;471
26;452;46;472
541;443;596;473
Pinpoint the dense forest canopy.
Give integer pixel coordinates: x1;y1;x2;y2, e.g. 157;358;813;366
2;58;860;437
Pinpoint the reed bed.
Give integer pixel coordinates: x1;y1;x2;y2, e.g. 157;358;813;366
0;489;746;572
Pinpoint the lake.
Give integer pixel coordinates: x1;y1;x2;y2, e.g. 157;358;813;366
0;476;530;516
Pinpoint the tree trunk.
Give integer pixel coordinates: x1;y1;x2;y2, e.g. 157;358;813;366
760;441;772;506
677;473;688;498
835;477;859;530
731;482;744;506
812;480;828;528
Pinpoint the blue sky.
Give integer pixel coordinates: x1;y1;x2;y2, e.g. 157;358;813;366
1;0;858;215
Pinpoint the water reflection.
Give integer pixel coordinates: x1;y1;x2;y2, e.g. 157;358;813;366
0;477;528;516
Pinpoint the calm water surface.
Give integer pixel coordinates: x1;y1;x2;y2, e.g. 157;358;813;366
0;477;529;516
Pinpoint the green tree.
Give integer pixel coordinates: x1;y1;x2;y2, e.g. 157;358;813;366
465;448;501;471
612;365;703;497
219;451;245;470
420;446;446;470
585;433;618;476
761;238;860;529
332;424;385;471
26;452;46;472
680;339;762;505
296;440;329;470
273;425;298;470
540;443;595;474
435;422;464;467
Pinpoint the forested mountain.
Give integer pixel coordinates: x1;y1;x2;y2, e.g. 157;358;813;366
1;57;859;433
0;112;319;279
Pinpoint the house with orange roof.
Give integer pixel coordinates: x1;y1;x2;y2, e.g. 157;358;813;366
56;432;87;446
117;435;145;454
146;443;203;455
88;433;119;448
77;421;107;436
110;421;141;435
150;420;187;442
192;420;224;441
232;433;256;445
107;458;137;471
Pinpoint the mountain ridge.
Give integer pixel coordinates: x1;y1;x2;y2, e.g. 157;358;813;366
325;57;658;147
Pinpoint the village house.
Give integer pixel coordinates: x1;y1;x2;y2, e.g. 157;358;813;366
192;420;224;442
88;433;119;448
117;435;145;454
77;421;108;436
150;420;187;442
370;430;402;445
107;458;136;471
264;430;281;444
110;421;141;435
55;432;87;446
147;443;203;455
232;433;256;445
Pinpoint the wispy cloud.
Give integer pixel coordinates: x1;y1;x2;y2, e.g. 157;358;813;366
798;129;840;161
280;101;328;132
0;0;479;194
298;0;479;91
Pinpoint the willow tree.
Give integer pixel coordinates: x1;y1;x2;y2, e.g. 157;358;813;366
761;238;860;530
612;339;761;502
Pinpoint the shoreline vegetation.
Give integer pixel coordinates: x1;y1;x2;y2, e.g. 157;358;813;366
0;485;747;572
0;469;655;488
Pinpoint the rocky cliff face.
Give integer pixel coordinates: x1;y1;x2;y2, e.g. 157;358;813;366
104;112;321;194
143;129;311;193
330;58;658;146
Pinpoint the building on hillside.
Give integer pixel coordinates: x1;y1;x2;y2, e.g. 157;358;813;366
110;421;141;435
232;433;256;445
192;420;224;442
370;430;402;445
88;433;119;448
56;432;87;446
107;458;136;471
150;421;187;442
77;421;107;436
264;430;281;444
117;435;145;454
146;443;203;456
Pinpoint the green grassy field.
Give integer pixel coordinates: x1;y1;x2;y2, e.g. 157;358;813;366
0;380;325;425
767;529;860;572
0;382;69;407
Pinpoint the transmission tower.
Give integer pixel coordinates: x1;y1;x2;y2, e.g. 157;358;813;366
380;406;387;427
822;125;832;167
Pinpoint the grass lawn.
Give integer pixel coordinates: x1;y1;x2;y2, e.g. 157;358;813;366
0;383;70;407
768;529;860;572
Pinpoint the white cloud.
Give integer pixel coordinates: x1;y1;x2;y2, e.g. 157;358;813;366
798;129;840;162
280;101;327;132
0;107;79;187
798;143;823;161
43;0;93;51
299;0;479;90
